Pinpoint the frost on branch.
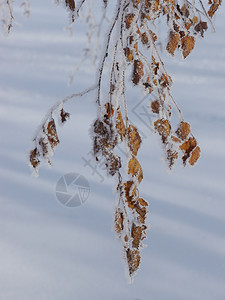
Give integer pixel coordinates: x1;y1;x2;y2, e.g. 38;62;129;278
3;0;219;279
0;0;14;33
0;0;31;33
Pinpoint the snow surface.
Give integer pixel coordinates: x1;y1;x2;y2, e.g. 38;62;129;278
1;1;225;300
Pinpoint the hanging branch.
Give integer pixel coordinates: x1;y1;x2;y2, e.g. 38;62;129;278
30;0;221;278
1;0;221;279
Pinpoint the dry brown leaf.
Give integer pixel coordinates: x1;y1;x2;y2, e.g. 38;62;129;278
47;119;60;148
153;79;158;86
123;180;147;223
136;205;147;224
124;181;137;209
128;156;143;183
132;60;144;85
145;0;151;9
149;30;157;42
106;153;121;176
93;120;111;154
134;42;138;52
181;35;195;58
171;135;181;143
60;108;70;123
176;121;191;140
192;16;199;24
152;56;159;75
151;100;160;113
141;32;149;45
159;73;172;87
139;198;148;207
154;119;171;143
154;0;159;11
194;21;208;37
125;13;135;29
143;81;152;93
173;22;180;32
93;119;108;137
131;223;142;248
30;147;40;169
39;137;48;157
180;137;198;165
189;146;201;165
181;4;190;17
208;0;222;17
128;125;142;155
124;47;134;62
93;119;112;156
179;30;185;38
185;22;192;30
167;31;180;55
116;108;126;141
115;208;124;234
180;137;197;151
104;102;114;123
126;248;141;276
124;235;129;243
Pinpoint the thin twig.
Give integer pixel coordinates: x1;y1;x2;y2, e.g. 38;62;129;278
76;0;86;16
96;0;122;106
33;84;98;140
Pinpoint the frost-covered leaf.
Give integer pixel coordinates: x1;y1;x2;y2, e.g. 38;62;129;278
208;0;222;17
181;35;195;58
139;198;148;207
124;47;134;62
115;208;124;235
131;223;142;248
116;108;126;141
126;248;141;276
132;60;144;85
167;31;180;56
151;100;160;114
60;108;70;123
124;180;137;209
176;121;191;141
189;146;201;166
154;119;171;143
30;147;40;169
125;13;134;29
128;125;142;156
194;21;208;37
180;137;200;165
47;119;60;149
167;149;178;169
128;156;143;183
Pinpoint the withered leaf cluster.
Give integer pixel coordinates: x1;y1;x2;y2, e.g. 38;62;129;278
153;119;200;168
30;108;70;172
93;103;121;176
